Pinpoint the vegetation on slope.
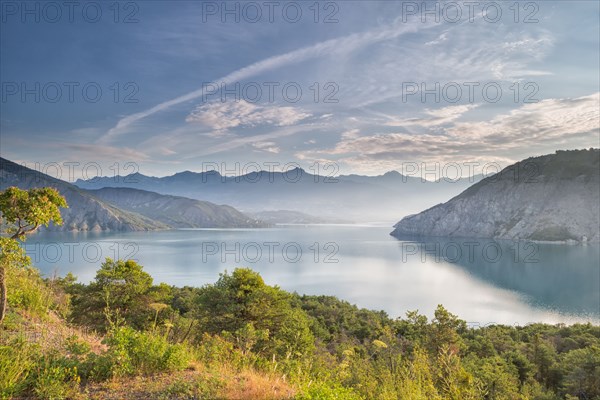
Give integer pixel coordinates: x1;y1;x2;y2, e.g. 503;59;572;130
1;187;599;399
2;260;599;399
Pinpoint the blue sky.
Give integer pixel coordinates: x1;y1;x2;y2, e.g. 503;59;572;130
1;0;599;179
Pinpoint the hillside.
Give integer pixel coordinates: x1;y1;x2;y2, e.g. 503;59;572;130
2;261;598;400
0;158;166;232
391;149;600;242
89;187;265;228
0;158;264;231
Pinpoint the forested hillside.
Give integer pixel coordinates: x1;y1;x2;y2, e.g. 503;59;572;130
2;262;599;399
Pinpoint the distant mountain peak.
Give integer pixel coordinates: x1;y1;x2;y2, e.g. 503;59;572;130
173;170;195;176
382;170;403;178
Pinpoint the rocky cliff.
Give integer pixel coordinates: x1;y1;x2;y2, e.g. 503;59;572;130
391;149;600;243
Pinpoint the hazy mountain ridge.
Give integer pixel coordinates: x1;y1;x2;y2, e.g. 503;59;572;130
0;158;264;231
75;168;482;222
89;187;266;228
248;210;350;224
391;149;600;243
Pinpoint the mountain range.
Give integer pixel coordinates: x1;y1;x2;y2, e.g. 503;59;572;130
391;149;600;243
74;167;481;222
5;149;596;240
0;158;263;231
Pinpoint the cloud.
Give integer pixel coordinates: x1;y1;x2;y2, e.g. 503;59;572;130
351;27;555;109
297;93;600;169
194;123;326;156
63;143;150;161
99;19;427;143
186;100;311;132
383;104;479;127
502;36;554;58
341;129;360;139
447;93;600;144
252;141;280;153
425;32;448;46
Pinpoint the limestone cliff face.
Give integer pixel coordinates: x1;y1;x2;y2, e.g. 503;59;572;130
391;149;600;243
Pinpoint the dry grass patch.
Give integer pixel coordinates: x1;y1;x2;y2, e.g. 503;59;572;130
82;367;296;399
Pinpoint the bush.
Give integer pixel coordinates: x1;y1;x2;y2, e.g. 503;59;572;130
32;356;80;400
195;268;315;359
87;326;191;380
0;337;36;398
195;333;244;369
6;264;48;318
297;382;364;400
0;338;82;400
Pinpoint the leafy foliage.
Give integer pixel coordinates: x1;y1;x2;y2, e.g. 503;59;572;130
194;268;315;360
2;259;600;400
0;186;67;324
68;258;168;331
0;187;67;239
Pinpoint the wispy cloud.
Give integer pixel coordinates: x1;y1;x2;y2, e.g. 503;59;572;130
382;104;479;127
186;100;311;133
297;93;600;171
425;32;448;46
194;123;326;157
448;93;600;144
99;19;427;144
252;141;280;154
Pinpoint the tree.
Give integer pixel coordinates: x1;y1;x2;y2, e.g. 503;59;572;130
561;345;600;398
429;305;466;354
69;258;160;330
0;187;67;240
0;187;67;323
195;268;314;358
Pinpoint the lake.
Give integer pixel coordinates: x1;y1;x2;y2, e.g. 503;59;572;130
24;225;600;325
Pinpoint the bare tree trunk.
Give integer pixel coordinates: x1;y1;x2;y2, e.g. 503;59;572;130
0;266;7;324
181;320;195;343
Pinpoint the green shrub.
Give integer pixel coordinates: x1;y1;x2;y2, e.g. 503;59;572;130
64;335;91;357
7;265;48;318
158;379;197;399
86;326;191;380
129;329;190;373
195;333;243;368
297;382;364;400
86;326;135;380
32;357;80;400
0;337;37;398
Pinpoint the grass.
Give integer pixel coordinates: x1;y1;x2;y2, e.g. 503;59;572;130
1;307;297;399
82;365;295;399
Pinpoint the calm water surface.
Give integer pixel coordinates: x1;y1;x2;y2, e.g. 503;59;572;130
25;225;600;325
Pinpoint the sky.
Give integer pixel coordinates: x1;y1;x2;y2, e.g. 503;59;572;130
1;0;599;179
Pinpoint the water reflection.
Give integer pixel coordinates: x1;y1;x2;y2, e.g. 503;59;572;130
393;237;600;318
